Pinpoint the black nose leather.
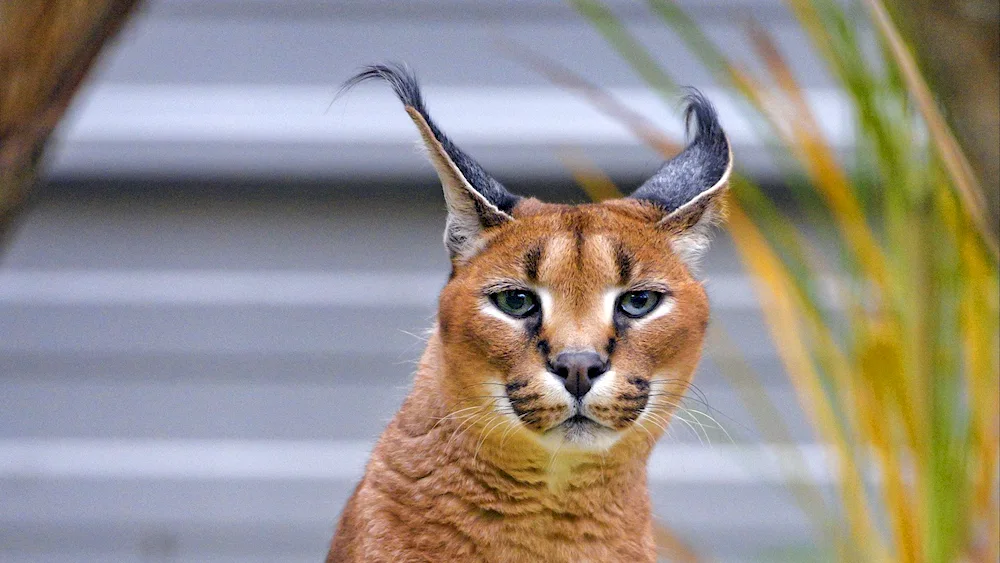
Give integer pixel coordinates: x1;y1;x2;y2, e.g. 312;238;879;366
551;351;608;398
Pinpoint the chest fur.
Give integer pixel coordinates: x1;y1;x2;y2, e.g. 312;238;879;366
337;426;655;562
330;381;656;562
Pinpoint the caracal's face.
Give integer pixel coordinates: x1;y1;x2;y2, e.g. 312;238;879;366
437;198;710;452
344;64;729;455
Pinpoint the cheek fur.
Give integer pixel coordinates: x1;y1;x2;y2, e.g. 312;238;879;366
439;298;531;375
582;371;650;430
617;299;707;373
505;371;573;431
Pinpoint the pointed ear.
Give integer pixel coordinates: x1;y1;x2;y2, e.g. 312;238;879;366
341;64;521;262
628;90;733;268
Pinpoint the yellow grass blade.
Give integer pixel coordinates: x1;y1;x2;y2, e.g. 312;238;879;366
744;21;889;291
568;1;998;559
726;203;889;562
951;194;1000;543
555;148;623;202
739;29;929;557
856;322;922;563
497;39;681;159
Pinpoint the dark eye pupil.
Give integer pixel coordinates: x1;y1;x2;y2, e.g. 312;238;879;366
629;292;649;308
507;292;526;309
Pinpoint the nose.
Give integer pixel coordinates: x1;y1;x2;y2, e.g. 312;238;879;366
550;351;609;398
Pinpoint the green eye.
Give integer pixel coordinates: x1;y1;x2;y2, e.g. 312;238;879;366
618;290;662;318
490;290;539;318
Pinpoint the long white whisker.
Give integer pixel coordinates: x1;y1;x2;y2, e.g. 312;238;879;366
474;415;510;463
498;417;522;450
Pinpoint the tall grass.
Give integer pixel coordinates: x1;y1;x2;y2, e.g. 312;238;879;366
565;0;999;560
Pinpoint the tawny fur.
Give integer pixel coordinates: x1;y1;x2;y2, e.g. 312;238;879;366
327;199;718;562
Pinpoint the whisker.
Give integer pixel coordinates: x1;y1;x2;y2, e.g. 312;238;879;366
648;395;731;443
634;420;658;448
678;407;735;444
472;413;510;463
646;406;705;445
648;381;746;437
642;411;676;438
498;416;523;450
474;415;510;464
446;411;492;449
546;437;565;472
397;328;429;342
456;382;508;391
429;404;485;420
648;379;716;411
647;399;714;436
433;410;494;437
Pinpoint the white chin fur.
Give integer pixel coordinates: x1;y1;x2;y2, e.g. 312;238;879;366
528;370;623;452
536;419;621;452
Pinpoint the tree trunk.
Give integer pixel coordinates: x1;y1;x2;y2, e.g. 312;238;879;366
888;0;1000;232
0;0;142;251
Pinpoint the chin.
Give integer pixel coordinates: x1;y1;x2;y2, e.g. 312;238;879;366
536;416;622;452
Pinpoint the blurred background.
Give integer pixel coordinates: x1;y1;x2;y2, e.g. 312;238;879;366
1;1;997;562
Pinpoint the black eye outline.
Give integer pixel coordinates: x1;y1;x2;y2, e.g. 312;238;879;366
490;289;540;319
617;290;663;318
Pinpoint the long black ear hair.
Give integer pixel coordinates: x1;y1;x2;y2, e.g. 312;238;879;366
341;64;521;261
629;91;733;266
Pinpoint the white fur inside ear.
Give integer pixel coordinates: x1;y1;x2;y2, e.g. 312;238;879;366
669;224;714;269
444;212;487;262
666;195;726;271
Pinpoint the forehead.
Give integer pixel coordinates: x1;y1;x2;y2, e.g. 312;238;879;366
471;201;680;289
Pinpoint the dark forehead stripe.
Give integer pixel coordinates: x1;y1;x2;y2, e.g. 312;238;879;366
568;211;586;271
523;243;543;283
613;240;635;285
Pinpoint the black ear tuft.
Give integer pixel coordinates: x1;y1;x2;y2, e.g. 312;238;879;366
340;63;520;215
628;89;731;215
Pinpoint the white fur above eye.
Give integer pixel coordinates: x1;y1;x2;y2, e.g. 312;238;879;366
535;287;554;321
602;289;620;324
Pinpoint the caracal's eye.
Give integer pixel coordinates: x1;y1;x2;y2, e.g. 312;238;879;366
618;290;663;318
490;290;539;318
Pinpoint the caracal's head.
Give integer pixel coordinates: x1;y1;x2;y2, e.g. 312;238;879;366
345;65;732;456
